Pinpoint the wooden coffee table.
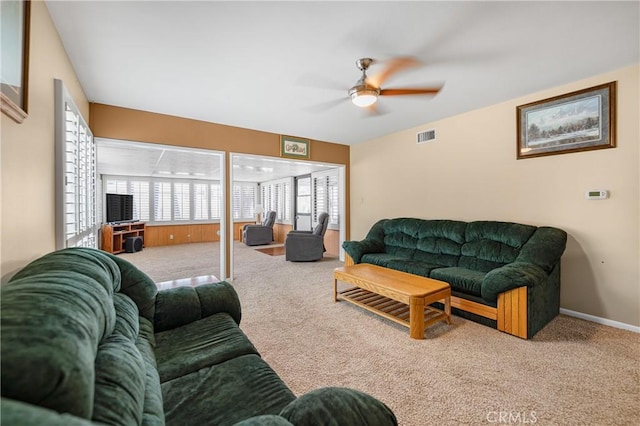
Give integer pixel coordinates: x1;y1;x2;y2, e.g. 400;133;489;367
334;264;451;339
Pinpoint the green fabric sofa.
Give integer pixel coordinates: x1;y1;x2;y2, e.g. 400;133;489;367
1;247;397;426
342;218;567;339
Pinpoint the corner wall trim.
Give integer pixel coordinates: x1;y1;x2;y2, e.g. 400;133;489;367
560;308;640;333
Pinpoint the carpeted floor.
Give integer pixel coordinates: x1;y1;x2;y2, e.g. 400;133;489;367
121;242;640;425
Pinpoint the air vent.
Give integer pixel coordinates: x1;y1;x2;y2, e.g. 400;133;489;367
416;129;436;144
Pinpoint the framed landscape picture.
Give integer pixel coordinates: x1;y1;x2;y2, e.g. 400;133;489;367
516;82;616;159
280;135;310;159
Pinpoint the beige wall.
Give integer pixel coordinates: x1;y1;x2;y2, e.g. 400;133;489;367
350;64;639;327
1;1;89;280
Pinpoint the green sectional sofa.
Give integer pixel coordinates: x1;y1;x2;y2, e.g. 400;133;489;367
1;247;397;426
342;218;567;339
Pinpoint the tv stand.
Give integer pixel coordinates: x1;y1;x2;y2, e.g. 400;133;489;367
101;222;145;254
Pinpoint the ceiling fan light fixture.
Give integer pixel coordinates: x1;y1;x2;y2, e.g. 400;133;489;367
349;86;379;107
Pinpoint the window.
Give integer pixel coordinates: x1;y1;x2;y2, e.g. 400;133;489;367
210;183;221;220
106;179;150;221
232;182;257;221
103;176;231;224
173;182;190;221
55;79;98;249
193;183;209;220
130;181;150;221
154;182;172;222
260;178;293;224
312;170;340;228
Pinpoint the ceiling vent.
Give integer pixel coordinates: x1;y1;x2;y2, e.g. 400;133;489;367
416;129;436;144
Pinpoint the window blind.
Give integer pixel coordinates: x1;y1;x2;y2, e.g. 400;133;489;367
55;79;98;249
260;178;293;224
311;170;339;228
104;175;227;224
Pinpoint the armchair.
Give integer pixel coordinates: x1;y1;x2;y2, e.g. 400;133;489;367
285;212;329;262
243;210;276;246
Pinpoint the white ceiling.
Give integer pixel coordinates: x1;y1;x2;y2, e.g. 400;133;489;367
48;1;639;146
97;138;337;182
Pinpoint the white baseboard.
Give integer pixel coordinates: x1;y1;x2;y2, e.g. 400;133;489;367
560;308;640;333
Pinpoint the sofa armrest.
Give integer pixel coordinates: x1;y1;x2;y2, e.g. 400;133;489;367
342;239;385;264
481;262;549;303
279;387;397;426
1;398;97;426
154;281;241;333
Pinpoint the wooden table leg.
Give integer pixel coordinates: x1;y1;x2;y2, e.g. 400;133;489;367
334;277;338;302
409;296;425;339
444;293;451;324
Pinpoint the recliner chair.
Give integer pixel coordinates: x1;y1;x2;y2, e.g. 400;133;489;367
242;210;276;246
285;212;329;262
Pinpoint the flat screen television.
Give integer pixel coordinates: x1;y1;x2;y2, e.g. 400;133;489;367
105;193;134;223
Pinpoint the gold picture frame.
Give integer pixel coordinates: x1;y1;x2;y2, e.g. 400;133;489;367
280;135;310;159
516;82;616;159
1;0;31;124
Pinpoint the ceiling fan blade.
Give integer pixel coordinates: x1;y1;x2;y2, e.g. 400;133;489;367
380;87;442;96
305;97;349;113
366;56;421;89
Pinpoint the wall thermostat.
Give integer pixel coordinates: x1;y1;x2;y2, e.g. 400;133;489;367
585;190;609;200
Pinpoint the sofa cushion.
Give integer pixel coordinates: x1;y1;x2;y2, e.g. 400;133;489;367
361;253;403;268
279;387;397;426
381;218;421;259
136;317;165;426
162;354;296;426
106;252;158;321
155;313;259;383
380;219;467;263
113;293;140;341
385;259;443;277
93;334;146;425
430;267;486;297
0;399;98;426
233;415;294;426
459;221;537;272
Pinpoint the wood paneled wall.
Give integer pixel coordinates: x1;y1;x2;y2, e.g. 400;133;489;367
273;223;293;244
145;224;220;247
146;222;291;247
146;222;340;255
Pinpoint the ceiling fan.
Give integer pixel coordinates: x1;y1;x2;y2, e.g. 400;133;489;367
348;57;442;109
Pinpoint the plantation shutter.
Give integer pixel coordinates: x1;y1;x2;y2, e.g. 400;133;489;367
210;183;221;219
313;176;327;223
130;181;150;221
328;174;339;226
154;182;172;221
55;79;98;249
173;182;190;221
105;179;127;194
232;183;256;221
193;183;209;220
242;185;255;219
311;170;339;228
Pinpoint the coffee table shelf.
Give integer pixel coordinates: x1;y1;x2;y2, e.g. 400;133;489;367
338;287;448;332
